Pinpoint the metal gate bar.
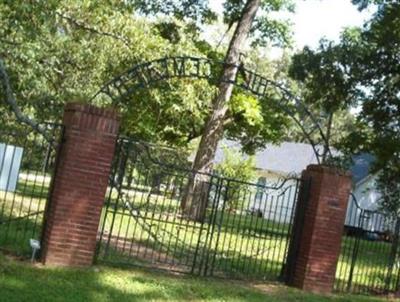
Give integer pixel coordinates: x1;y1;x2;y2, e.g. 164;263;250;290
96;138;302;281
0;123;62;256
335;194;400;294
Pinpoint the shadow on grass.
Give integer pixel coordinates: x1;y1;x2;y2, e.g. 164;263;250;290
0;253;387;302
0;210;43;256
99;188;293;276
15;179;50;199
335;235;400;294
0;255;273;302
97;235;290;282
0;176;49;256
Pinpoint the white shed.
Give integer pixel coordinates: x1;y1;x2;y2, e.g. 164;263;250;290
0;143;23;192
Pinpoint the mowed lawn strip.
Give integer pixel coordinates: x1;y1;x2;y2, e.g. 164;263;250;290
1;178;396;289
0;253;390;302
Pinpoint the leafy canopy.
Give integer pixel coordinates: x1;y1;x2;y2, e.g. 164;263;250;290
287;0;400;216
1;0;293;153
133;0;295;47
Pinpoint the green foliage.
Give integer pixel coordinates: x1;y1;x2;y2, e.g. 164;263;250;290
0;0;294;153
223;0;294;47
215;145;256;181
343;2;400;217
226;92;290;153
376;163;400;219
288;1;400;216
287;40;361;155
130;0;218;24
215;145;256;210
331;3;400;159
224;50;292;153
289;41;360;113
0;1;212;145
351;0;385;11
130;0;294;48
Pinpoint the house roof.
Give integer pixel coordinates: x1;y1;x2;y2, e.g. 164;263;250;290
350;153;375;184
214;140;374;182
214;140;320;176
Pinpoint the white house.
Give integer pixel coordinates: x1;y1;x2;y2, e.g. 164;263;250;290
213;140;322;224
343;154;394;233
214;140;384;229
214;140;321;180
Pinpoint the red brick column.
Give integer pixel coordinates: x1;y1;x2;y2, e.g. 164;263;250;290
41;103;119;267
288;164;352;293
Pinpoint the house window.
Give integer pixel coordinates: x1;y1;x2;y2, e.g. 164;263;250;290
255;177;266;202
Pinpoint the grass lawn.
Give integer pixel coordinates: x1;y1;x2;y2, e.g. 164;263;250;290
0;253;391;302
97;183;294;280
0;177;49;255
335;234;400;293
2;173;399;295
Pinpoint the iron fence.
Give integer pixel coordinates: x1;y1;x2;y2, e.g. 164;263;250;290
0;123;62;256
96;138;302;281
335;193;400;294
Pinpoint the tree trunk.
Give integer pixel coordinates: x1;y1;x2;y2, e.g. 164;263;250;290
181;0;261;221
321;112;333;163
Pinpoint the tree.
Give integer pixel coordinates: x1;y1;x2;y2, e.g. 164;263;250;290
0;1;221;151
1;1;291;149
193;0;260;177
182;0;261;221
214;146;256;211
1;0;294;221
341;1;400;218
287;1;400;217
287;40;360;163
1;1;223;136
182;0;294;220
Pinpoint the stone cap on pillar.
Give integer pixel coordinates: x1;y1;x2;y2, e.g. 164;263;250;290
63;102;120;135
305;164;352;178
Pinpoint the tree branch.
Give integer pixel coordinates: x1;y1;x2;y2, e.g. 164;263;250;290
56;12;131;48
0;58;51;141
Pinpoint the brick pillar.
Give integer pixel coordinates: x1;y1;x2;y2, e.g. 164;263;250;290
287;164;352;293
41;103;119;267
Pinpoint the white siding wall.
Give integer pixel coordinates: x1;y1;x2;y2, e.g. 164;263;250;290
248;177;299;224
345;175;394;232
0;143;23;192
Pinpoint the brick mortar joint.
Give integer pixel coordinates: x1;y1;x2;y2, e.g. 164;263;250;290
64;102;120;120
64;125;119;135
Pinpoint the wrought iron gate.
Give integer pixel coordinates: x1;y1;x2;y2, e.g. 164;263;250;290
335;194;400;294
97;138;302;280
0;123;62;256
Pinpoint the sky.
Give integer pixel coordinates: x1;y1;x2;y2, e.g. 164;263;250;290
208;0;374;51
289;0;373;49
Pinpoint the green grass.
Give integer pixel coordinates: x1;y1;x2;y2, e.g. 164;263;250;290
1;174;399;294
335;235;400;293
0;253;390;302
97;187;292;280
96;185;400;290
0;177;49;255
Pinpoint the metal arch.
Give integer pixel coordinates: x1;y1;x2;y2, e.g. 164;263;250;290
91;56;331;163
